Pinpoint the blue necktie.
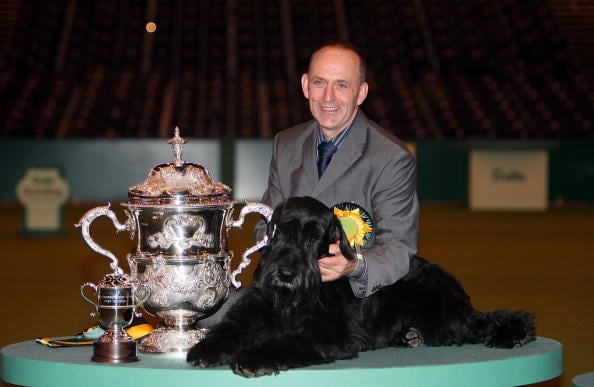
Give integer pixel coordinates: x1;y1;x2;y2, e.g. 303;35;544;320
317;141;337;177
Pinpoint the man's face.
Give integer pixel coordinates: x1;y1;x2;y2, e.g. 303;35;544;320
301;47;368;139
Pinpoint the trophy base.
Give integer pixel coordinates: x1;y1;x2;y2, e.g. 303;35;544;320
139;327;208;353
92;340;139;363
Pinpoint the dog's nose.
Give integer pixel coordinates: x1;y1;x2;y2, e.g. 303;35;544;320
278;268;296;282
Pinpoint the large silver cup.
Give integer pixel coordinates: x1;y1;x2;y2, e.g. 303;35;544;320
78;201;271;353
81;273;149;363
77;128;272;353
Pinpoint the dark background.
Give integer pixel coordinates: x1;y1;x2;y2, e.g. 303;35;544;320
0;0;593;140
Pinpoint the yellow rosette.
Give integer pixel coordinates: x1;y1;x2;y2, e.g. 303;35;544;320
332;203;374;247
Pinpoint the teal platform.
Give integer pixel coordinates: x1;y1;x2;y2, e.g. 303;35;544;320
1;337;562;387
574;371;594;387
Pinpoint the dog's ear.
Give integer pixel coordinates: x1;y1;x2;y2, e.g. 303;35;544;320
329;215;356;262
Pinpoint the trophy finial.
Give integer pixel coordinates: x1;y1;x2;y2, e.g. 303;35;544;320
169;127;187;166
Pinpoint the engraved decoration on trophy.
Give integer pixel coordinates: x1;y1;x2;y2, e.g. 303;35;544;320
77;128;272;353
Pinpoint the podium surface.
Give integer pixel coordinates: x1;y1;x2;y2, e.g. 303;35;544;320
1;337;562;387
574;371;594;387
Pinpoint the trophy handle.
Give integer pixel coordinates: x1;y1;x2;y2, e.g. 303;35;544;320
76;204;135;275
134;283;151;308
81;282;99;317
228;202;273;288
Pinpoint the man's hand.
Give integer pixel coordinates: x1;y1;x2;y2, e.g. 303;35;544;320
318;243;358;281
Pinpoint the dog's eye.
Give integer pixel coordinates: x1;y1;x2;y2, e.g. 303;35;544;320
302;221;322;244
272;220;301;243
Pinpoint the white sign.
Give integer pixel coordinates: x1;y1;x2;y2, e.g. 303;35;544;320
16;167;70;232
469;150;548;211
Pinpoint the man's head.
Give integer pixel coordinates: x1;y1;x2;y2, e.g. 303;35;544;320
301;43;369;139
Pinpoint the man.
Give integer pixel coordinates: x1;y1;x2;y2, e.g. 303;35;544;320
261;42;419;297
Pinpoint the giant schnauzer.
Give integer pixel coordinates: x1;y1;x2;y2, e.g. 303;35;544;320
187;196;535;377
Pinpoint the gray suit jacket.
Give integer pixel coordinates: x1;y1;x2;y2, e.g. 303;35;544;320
261;110;419;297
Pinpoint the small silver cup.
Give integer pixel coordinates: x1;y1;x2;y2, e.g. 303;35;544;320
81;273;149;363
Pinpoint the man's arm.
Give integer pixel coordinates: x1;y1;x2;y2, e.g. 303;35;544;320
350;150;419;297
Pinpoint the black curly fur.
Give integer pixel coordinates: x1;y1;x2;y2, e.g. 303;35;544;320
187;196;536;377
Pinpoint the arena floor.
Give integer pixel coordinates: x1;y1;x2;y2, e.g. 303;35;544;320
1;203;593;387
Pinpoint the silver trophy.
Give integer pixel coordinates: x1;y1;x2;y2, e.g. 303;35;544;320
80;268;150;363
77;128;272;353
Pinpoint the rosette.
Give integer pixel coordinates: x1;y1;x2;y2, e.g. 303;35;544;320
331;202;374;247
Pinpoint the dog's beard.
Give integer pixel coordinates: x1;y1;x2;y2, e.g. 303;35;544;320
256;260;322;311
255;213;331;313
267;279;302;310
260;271;304;310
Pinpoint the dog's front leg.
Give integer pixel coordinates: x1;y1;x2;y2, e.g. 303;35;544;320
187;290;274;368
231;348;286;377
186;322;239;368
231;341;335;377
230;332;359;378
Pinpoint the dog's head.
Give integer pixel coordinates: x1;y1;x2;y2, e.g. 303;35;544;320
252;196;355;310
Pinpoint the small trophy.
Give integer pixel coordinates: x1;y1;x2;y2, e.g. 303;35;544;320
81;272;149;363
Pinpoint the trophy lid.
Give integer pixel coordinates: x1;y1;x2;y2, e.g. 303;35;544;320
127;128;232;206
98;272;136;288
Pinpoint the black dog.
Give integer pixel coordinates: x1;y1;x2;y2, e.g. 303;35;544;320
187;196;535;377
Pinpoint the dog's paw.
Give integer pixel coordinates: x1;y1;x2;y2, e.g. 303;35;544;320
186;342;229;368
485;335;531;349
232;362;281;378
230;351;291;377
483;310;536;349
485;334;534;349
402;327;424;348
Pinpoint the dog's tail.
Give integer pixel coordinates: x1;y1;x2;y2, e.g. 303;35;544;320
475;310;536;348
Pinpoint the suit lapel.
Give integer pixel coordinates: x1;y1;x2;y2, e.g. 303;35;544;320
303;126;319;190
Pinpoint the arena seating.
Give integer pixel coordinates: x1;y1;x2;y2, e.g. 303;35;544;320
0;0;592;139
